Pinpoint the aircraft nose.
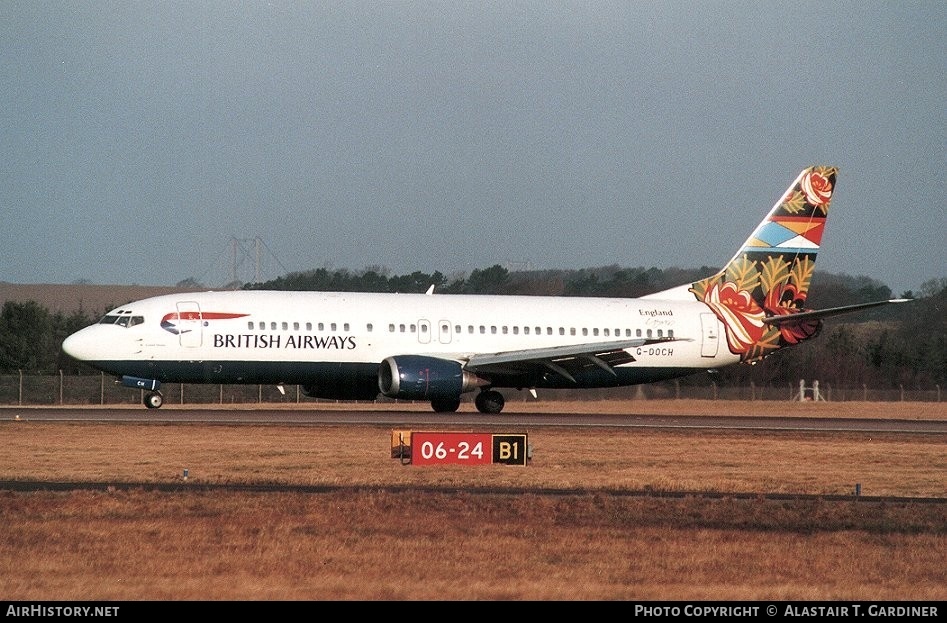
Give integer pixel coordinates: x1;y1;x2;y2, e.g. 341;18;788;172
62;327;100;361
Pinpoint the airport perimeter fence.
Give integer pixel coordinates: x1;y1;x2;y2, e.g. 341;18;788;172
0;371;942;406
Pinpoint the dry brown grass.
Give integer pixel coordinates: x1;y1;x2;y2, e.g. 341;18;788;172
0;400;944;601
2;490;943;601
3;422;945;497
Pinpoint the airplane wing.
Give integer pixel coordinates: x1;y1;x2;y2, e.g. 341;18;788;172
464;337;690;383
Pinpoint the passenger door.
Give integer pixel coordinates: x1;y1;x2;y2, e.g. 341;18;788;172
176;301;203;348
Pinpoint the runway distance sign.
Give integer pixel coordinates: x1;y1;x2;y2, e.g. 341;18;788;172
401;432;529;466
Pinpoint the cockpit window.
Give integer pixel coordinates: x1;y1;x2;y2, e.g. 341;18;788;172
98;314;144;328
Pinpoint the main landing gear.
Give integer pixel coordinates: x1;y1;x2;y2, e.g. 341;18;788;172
431;389;506;415
429;389;506;414
431;397;461;413
474;389;505;414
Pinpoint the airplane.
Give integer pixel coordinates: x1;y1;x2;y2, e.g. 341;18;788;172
62;166;910;413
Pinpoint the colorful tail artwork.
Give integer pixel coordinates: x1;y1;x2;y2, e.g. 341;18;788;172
688;166;838;363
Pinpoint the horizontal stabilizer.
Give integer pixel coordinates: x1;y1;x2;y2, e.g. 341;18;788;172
763;299;912;326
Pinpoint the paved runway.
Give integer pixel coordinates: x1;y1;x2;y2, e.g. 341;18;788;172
4;406;945;434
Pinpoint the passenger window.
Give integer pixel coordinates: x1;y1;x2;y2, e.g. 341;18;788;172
282;322;288;330
636;328;642;337
491;326;497;334
293;322;300;331
258;322;265;330
270;322;277;331
582;328;588;336
399;324;406;332
247;322;254;330
389;324;395;332
344;323;350;331
318;323;325;331
658;329;664;337
367;323;373;332
668;329;674;338
647;329;653;338
306;322;312;331
570;328;576;336
523;327;529;335
480;326;486;334
331;323;337;331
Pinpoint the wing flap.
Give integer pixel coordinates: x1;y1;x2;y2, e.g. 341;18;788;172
465;337;687;382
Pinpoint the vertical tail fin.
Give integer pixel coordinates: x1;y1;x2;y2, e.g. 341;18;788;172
688;166;838;362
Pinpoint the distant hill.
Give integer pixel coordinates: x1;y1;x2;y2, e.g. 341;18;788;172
0;283;207;316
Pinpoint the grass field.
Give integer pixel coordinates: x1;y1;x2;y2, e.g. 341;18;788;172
1;400;944;601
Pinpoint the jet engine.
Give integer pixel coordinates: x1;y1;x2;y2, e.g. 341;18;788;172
378;355;485;401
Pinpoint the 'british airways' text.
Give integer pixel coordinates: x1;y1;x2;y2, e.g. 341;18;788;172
213;334;356;349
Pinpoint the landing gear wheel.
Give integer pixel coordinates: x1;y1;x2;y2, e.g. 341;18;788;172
475;390;505;414
144;392;164;409
431;397;461;413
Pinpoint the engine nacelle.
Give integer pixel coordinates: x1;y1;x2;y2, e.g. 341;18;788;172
378;355;484;401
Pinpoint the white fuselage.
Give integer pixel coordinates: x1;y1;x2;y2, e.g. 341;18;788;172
62;290;733;374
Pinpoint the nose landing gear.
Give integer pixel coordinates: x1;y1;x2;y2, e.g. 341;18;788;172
144;391;164;409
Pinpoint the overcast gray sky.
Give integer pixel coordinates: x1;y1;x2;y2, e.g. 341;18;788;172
2;1;944;295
